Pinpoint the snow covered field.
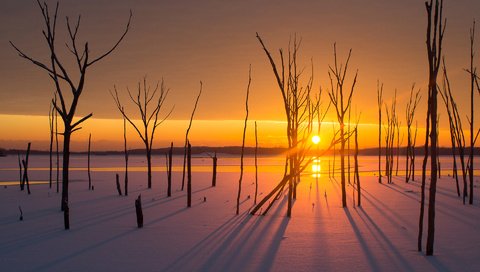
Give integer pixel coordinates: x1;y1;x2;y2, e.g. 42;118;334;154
0;154;479;271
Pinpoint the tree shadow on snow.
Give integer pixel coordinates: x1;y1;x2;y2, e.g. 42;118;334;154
163;196;290;272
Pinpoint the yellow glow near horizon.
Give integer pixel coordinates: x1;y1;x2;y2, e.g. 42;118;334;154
312;135;321;145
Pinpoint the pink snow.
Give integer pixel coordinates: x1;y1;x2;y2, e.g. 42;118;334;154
0;154;479;271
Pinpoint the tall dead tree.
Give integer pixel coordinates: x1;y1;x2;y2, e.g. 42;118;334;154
87;133;92;190
167;142;173;197
187;141;192;208
406;85;421;183
424;0;445;256
111;78;172;189
467;21;476;205
377;82;383;183
354;126;361;206
22;143;32;195
440;63;459;196
441;60;467;201
123;110;129;196
328;43;358;207
256;34;320;216
49;102;54;189
55;95;59;193
237;67;251;215
182;83;202;191
254;121;259;204
10;1;131;221
384;90;397;184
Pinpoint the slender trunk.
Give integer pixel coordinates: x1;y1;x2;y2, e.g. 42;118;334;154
146;147;152;189
135;195;143;228
61;130;71;219
355;128;361;206
418;91;431;252
212;152;217;187
22;142;31;195
167;142;173;196
49;106;54;189
124;114;128;196
18;152;23;190
341;123;346;207
469;22;475;205
187;141;192;208
88;133;92;190
55;109;59;193
254;121;259;204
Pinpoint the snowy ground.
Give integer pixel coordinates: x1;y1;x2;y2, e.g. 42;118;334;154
0;154;479;271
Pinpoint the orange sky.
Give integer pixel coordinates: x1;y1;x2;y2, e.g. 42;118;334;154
0;0;479;150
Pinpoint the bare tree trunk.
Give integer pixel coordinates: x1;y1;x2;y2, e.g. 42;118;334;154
187;141;192;208
237;67;251;215
469;21;476;205
167;142;173;197
355;128;361;206
22;142;31;195
182;83;202;191
425;0;445;256
123;110;128;196
254;121;259;204
135;195;143;228
212;152;217;187
61;131;71;212
116;173;122;196
55;102;59;193
418;89;431;252
378;82;383;183
49;104;54;189
146;146;152;189
88;133;92;190
18;152;23;190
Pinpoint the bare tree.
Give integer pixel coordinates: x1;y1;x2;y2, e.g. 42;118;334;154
237;66;251;215
255;34;321;216
182;83;203;191
10;1;131;222
123;109;129;196
49;102;54;189
87;133;92;190
377;81;383;183
328;43;358;207
111;78;172;189
467;21;477;205
424;0;445;256
254;121;259;205
405;85;421;183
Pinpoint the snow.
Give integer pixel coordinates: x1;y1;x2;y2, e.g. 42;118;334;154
0;154;479;271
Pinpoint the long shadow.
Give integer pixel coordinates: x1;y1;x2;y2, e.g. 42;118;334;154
356;207;416;271
344;208;381;272
163;195;290;272
33;228;137;271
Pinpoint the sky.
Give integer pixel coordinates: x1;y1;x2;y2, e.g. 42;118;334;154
0;0;479;151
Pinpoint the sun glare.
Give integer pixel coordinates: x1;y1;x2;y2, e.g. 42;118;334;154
312;135;321;145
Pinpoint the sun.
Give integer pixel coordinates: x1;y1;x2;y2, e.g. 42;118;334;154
312;135;321;145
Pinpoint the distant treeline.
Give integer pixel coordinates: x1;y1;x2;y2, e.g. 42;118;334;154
2;146;480;157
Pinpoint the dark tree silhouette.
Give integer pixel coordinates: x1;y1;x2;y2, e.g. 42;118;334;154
424;0;445;256
182;83;202;191
377;82;383;183
123;111;129;196
111;78;172;189
87;133;92;190
10;1;132;225
254;121;259;204
405;85;421;183
237;66;251;215
327;43;358;207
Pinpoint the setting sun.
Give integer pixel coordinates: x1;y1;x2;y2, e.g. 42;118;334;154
312;135;321;145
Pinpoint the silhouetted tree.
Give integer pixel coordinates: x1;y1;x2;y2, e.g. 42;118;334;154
111;78;172;189
187;141;192;208
424;0;445;256
467;21;477;205
327;43;358;207
182;83;202;191
22;143;32;195
237;66;251;215
254;121;259;204
49;102;54;189
167;142;173;197
10;1;131;222
123;107;129;196
405;85;421;183
87;133;92;190
377;82;383;183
